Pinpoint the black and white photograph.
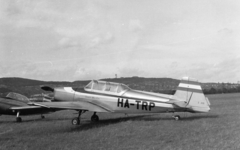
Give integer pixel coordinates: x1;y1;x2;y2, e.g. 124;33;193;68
0;0;240;149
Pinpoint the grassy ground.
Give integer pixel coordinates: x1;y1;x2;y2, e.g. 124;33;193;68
1;93;240;150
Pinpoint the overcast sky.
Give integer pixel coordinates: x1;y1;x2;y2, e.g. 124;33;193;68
0;0;239;82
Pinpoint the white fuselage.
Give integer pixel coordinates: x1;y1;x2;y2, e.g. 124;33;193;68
70;89;177;114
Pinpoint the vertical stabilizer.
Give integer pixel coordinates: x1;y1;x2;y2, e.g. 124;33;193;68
174;77;210;113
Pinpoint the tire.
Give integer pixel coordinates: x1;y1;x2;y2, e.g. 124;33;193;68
91;115;99;122
16;117;22;122
72;117;80;125
174;115;180;121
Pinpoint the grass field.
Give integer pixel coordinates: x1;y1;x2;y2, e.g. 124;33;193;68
1;93;240;150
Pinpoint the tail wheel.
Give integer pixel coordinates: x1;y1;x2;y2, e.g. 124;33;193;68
174;115;181;121
72;117;80;125
91;115;99;122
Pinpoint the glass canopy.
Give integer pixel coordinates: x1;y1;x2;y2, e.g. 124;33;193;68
6;92;29;102
84;80;130;93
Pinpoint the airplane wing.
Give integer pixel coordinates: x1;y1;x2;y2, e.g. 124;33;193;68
31;101;113;113
31;102;87;110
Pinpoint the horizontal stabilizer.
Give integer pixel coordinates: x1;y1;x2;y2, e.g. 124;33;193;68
168;100;188;108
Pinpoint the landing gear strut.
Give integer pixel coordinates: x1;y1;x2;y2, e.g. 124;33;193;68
91;112;99;122
172;115;181;121
72;110;82;125
16;112;22;122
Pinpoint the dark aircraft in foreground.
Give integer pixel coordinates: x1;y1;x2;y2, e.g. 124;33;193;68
0;92;57;122
32;77;211;125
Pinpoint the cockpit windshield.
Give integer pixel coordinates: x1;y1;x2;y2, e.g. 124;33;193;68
84;80;130;94
6;92;29;102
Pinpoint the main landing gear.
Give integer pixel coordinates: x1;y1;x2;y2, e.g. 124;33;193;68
72;110;82;125
91;112;99;122
16;112;22;122
72;111;100;125
172;115;181;121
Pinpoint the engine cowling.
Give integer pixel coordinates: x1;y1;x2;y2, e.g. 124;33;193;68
41;86;75;102
53;87;75;101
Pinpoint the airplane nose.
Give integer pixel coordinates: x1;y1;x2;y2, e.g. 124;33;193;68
54;87;75;101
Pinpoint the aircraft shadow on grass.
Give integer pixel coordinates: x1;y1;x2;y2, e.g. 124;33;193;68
175;115;219;121
0;115;74;123
69;114;219;131
0;113;218;126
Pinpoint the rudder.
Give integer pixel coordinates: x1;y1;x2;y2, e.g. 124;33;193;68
174;77;210;113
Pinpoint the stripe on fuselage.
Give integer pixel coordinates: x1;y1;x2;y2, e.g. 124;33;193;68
178;83;202;90
176;87;203;93
75;88;170;104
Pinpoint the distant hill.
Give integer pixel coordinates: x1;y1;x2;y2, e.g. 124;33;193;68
0;77;239;96
0;77;179;87
0;77;45;86
0;77;76;86
100;77;179;84
0;77;92;96
0;77;179;96
0;86;12;94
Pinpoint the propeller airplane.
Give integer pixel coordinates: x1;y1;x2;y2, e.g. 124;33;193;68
32;77;210;125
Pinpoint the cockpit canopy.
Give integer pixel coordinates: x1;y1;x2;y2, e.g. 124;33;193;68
84;80;130;94
6;92;29;102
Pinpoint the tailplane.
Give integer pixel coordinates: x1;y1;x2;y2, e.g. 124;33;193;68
173;77;210;113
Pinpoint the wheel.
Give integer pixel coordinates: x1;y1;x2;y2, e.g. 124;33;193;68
16;117;22;122
72;117;80;125
174;115;180;121
91;115;99;122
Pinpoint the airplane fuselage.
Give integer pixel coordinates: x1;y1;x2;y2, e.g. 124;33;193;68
40;87;185;114
35;78;210;125
74;90;177;113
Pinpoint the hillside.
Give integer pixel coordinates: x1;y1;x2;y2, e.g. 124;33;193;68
0;77;239;97
0;77;179;96
0;77;74;96
0;77;46;86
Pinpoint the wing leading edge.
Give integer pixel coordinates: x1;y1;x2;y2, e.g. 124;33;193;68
32;101;113;113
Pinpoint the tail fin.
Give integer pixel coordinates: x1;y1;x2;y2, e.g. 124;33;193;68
174;77;210;113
